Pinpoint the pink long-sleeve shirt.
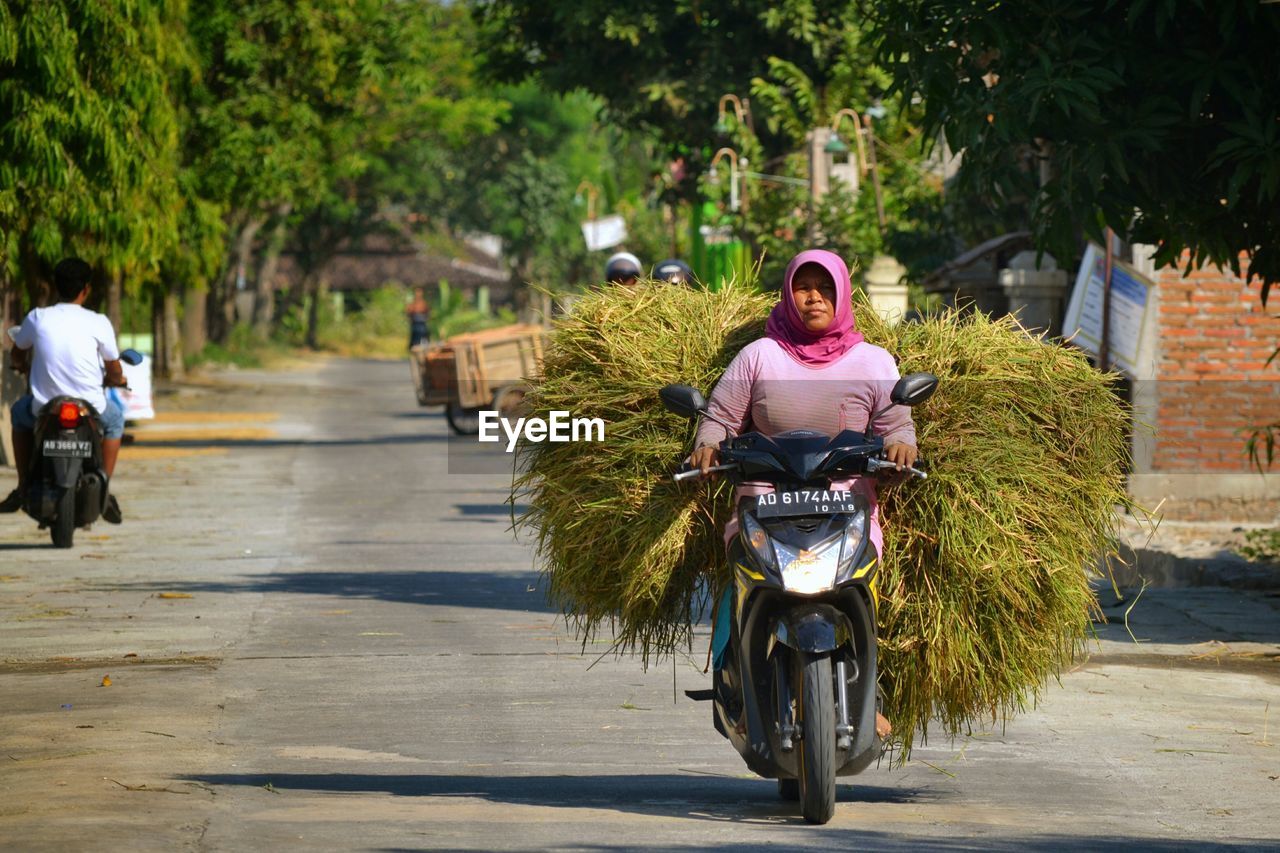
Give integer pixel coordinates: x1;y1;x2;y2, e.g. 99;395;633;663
694;337;916;558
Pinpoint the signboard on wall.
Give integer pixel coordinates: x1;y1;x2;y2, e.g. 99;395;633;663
1062;242;1158;378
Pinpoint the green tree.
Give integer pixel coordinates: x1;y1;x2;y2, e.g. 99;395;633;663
0;0;190;315
870;0;1280;297
736;53;950;283
475;1;949;286
188;0;505;346
474;0;873;174
442;82;670;290
185;0;366;343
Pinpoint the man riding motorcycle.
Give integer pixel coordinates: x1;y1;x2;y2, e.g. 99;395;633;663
2;258;126;523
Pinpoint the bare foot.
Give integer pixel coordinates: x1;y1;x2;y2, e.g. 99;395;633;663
875;711;892;739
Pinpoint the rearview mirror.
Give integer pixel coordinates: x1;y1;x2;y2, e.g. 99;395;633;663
120;349;145;366
890;372;938;408
659;384;708;419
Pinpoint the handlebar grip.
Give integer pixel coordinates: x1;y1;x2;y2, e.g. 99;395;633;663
867;457;928;480
672;463;736;482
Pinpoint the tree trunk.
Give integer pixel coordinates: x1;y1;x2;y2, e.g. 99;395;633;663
304;275;323;350
253;208;290;338
163;288;184;380
107;271;123;334
215;216;264;342
182;284;207;360
151;293;165;376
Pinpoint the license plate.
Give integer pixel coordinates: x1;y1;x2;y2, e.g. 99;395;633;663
754;489;859;518
42;439;91;458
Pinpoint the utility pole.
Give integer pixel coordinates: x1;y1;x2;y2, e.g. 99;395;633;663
807;127;833;241
863;115;887;232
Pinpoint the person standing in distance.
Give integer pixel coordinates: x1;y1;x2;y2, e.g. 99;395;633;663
406;286;431;349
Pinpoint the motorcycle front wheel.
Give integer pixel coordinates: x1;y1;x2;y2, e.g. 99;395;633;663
51;487;75;549
797;650;836;824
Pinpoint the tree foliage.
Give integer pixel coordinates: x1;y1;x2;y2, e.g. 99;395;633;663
0;0;191;298
871;0;1280;298
474;0;874;170
476;1;950;283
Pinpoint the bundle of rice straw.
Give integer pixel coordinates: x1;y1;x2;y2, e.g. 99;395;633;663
513;280;1133;754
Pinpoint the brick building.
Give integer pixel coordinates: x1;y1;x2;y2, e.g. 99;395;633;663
1129;255;1280;520
925;243;1280;521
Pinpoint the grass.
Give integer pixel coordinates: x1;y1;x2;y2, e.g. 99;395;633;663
513;278;1141;760
1236;528;1280;564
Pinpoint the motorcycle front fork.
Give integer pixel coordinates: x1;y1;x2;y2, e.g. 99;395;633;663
775;652;859;752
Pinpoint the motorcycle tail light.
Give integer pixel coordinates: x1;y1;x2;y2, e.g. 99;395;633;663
57;401;81;429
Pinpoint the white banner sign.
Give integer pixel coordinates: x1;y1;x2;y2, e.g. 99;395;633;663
118;355;155;420
1062;242;1157;378
581;215;627;252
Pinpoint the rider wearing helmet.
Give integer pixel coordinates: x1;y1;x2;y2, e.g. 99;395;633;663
604;252;643;286
653;259;695;286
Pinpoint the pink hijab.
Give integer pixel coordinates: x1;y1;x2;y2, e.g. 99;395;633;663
765;249;864;366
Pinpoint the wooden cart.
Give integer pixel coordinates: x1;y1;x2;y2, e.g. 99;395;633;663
410;323;546;434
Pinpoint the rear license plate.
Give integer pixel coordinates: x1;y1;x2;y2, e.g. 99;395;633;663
755;489;859;518
42;439;91;458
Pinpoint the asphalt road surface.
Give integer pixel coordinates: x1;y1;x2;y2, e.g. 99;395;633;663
2;357;1278;851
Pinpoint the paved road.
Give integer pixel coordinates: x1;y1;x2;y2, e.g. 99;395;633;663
2;357;1278;851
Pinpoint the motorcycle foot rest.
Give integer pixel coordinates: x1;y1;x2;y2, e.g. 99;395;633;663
684;689;715;702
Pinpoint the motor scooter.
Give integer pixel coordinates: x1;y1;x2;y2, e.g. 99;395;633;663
19;349;143;548
661;372;937;824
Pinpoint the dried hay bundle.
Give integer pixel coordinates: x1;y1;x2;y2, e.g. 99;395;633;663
513;280;1131;754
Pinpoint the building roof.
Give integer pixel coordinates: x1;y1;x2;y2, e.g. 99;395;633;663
275;231;508;295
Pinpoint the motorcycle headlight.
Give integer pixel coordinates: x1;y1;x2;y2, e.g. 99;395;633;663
836;508;869;576
741;507;870;595
776;536;841;595
740;513;775;571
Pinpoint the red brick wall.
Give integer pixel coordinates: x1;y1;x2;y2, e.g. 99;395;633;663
1154;257;1280;472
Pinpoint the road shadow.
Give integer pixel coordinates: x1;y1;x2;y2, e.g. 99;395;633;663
87;569;552;613
183;771;930;826
372;836;1277;852
449;503;528;526
389;411;442;419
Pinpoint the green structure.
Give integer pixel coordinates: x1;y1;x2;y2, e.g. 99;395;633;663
690;202;751;291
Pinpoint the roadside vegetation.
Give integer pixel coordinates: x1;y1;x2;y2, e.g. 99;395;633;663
185;281;515;367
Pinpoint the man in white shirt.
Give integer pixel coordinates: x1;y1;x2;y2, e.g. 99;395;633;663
2;259;127;521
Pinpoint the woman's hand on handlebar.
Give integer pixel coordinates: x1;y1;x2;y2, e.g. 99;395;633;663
883;442;917;471
689;445;721;478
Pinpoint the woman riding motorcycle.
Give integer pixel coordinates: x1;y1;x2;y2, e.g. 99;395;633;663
688;249;917;739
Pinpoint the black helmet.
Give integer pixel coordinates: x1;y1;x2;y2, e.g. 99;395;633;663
653;258;694;285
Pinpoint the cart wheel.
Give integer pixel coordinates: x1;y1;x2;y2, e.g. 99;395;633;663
491;384;529;419
446;401;483;435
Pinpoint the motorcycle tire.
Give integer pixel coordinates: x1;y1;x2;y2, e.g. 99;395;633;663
798;650;837;824
51;487;76;549
445;401;483;435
